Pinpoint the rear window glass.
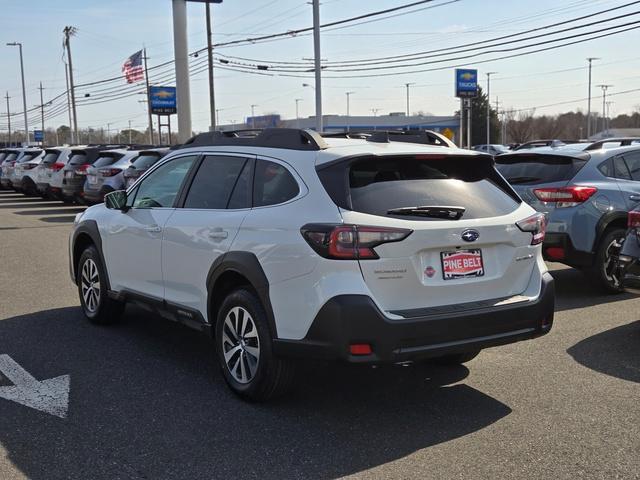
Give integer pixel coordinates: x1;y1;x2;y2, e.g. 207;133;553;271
20;151;42;162
0;153;6;162
131;153;162;170
4;153;17;162
69;153;89;165
330;156;519;221
42;152;60;164
92;154;123;168
496;154;586;185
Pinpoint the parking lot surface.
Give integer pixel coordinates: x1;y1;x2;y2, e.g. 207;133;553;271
0;189;638;480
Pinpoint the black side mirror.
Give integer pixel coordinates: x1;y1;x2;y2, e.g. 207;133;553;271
105;190;128;211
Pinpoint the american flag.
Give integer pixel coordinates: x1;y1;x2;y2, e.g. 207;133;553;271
122;50;144;84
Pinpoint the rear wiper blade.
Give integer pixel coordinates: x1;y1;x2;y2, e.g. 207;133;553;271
387;205;465;220
506;176;542;184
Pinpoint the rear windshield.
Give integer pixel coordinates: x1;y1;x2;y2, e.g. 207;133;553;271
92;154;124;168
131;153;162;170
496;154;587;185
318;155;520;221
4;153;17;162
19;151;42;162
69;153;89;165
42;151;60;164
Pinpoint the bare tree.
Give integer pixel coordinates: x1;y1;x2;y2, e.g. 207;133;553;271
506;109;535;143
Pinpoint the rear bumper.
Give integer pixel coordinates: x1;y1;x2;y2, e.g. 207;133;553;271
542;232;593;268
273;272;555;364
62;177;85;196
83;186;112;203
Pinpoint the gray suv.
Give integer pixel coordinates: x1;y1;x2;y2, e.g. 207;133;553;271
496;144;640;292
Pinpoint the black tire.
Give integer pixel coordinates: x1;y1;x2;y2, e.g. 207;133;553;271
589;228;626;293
77;245;124;325
22;177;37;196
215;288;295;401
432;350;480;366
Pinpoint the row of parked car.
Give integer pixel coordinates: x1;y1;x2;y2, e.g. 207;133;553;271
0;144;169;204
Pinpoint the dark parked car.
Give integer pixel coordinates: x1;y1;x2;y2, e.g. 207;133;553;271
618;209;640;294
60;146;123;202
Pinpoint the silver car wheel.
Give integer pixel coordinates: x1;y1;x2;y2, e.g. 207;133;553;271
80;258;101;313
602;236;624;288
221;306;260;384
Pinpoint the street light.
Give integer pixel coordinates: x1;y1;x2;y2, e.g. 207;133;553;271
302;83;315;90
485;72;497;146
250;104;258;129
345;91;355;132
404;83;415;117
6;42;28;144
596;84;612;136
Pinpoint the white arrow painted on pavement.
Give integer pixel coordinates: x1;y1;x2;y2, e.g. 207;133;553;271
0;354;69;418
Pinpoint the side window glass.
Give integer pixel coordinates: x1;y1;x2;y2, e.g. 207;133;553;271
184;156;248;209
253;160;300;207
227;160;253;209
613;156;632;180
598;158;614;178
133;156;196;208
622;152;640;181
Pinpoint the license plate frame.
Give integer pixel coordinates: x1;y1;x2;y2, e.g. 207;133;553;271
440;249;485;280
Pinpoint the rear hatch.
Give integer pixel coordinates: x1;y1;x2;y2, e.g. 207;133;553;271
86;152;125;189
317;153;541;313
38;149;63;182
495;152;589;215
124;150;165;188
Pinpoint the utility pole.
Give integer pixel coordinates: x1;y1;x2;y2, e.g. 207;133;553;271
295;99;302;129
404;83;415;117
106;123;112;144
128;120;132;144
172;0;192;143
205;1;217;131
486;72;497;146
6;42;28;145
5;92;11;146
250;104;257;128
312;0;322;132
596;84;612;136
38;82;45;146
586;57;599;139
63;27;79;143
143;48;154;144
215;108;223;129
345;91;355;132
606;101;614;135
64;61;74;144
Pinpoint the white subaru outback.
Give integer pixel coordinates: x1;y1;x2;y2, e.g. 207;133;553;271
70;129;555;401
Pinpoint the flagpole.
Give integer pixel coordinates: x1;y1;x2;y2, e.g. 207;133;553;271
143;48;154;144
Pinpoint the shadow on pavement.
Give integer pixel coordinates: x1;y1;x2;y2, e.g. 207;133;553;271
0;202;67;209
567;320;640;384
550;267;635;312
16;208;85;216
38;215;77;224
0;307;511;480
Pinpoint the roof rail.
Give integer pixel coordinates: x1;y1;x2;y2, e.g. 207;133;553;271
584;137;640;151
364;129;455;148
177;128;328;151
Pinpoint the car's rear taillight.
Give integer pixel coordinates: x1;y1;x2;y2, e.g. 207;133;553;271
533;186;597;208
628;210;640;228
99;168;121;177
77;164;90;175
51;162;65;172
301;224;412;260
516;213;547;245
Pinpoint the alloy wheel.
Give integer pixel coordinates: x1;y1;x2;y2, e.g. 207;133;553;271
221;306;260;384
80;258;101;313
602;236;624;288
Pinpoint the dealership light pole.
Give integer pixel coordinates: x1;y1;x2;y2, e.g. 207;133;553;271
250;104;257;128
295;98;303;129
596;84;612;136
6;42;28;144
346;91;355;132
404;83;415;117
486;72;497;146
312;0;322;132
5;92;11;145
586;57;599;139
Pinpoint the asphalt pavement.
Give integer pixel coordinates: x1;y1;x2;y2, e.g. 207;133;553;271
0;189;638;480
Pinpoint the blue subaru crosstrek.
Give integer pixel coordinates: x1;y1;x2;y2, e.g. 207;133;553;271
496;140;640;292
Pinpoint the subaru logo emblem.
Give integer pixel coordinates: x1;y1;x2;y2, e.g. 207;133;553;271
461;229;479;242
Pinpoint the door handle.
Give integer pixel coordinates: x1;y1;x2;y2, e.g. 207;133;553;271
144;224;162;233
629;195;640;201
208;229;228;239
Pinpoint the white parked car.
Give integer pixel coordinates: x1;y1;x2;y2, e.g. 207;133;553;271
69;128;555;401
10;148;44;194
35;147;74;198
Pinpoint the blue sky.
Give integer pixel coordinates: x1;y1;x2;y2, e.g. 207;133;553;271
1;0;639;132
